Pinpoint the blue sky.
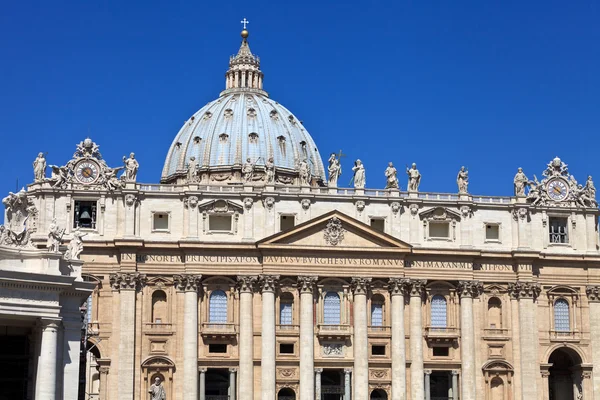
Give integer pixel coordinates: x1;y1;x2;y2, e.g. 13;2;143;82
1;1;598;209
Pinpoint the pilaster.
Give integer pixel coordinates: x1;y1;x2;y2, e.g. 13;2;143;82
586;286;600;398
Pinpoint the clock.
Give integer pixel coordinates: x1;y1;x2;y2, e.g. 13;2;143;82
75;160;100;184
546;177;569;201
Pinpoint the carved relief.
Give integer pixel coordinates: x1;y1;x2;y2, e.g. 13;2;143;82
259;275;279;293
460;205;473;218
301;198;311;210
586;286;600;302
263;197;275;210
388;278;410;296
355;200;366;212
370;369;388;379
124;194;137;207
323;217;345;246
297;276;318;293
512;207;529;221
409;203;419;216
407;279;427;297
322;343;343;356
243;197;254;210
507;281;541;300
390;202;401;215
184;196;199;209
277;368;296;379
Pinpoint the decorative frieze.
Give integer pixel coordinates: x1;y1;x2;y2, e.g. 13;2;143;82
351;277;371;295
109;272;147;291
259;275;279;293
297;276;318;293
457;280;483;298
237;275;258;293
173;274;202;292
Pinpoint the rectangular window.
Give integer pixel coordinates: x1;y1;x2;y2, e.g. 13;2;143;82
429;222;450;239
209;215;232;232
371;345;386;356
280;302;293;325
279;343;294;354
152;212;169;231
433;346;449;357
74;200;97;229
485;224;500;241
280;215;295;231
371;303;383;327
208;344;227;353
370;218;385;232
549;218;568;243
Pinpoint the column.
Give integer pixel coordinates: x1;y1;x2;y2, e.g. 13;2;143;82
508;288;522;400
199;368;207;400
98;364;110;400
451;370;459;400
260;275;279;400
315;368;323;400
424;370;431;400
298;276;318;400
175;274;202;400
586;286;600;398
511;281;541;400
409;279;426;400
389;278;408;400
351;277;371;400
62;319;85;400
458;280;482;400
344;369;352;400
238;276;257;400
229;368;237;400
36;319;59;400
110;272;145;400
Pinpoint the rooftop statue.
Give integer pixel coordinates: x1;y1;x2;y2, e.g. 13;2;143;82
298;159;311;186
187;156;199;183
385;162;399;189
457;166;469;194
327;153;342;188
49;165;70;189
46;218;65;253
64;228;87;261
513;167;529;197
33;152;47;182
406;163;421;192
265;157;275;184
122;152;139;182
242;158;255;183
352;159;366;189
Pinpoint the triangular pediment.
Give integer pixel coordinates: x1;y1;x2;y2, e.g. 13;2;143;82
258;210;412;252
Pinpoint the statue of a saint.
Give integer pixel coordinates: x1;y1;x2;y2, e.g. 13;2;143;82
65;228;87;261
265;157;275;184
385;162;398;189
585;175;596;199
122;153;139;182
457;166;469;194
46;218;64;253
513;167;529;196
406;163;421;192
103;167;124;191
33;152;47;182
352;160;366;189
187;156;199;182
298;159;310;186
148;377;166;400
49;165;70;189
242;158;255;183
327;153;342;188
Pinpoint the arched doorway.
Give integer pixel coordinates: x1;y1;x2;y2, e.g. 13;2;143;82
277;387;296;400
548;348;583;400
370;388;388;399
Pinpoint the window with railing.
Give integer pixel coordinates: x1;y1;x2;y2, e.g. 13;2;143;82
370;295;384;327
323;292;341;325
209;290;228;323
430;295;447;328
554;298;570;332
549;218;568;244
279;293;294;325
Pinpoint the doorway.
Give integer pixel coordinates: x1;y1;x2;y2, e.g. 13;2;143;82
277;387;296;400
205;369;230;399
0;328;30;400
370;388;388;399
548;348;583;400
430;371;452;400
321;369;344;400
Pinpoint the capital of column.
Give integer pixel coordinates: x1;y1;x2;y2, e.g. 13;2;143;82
351;277;371;295
109;272;147;291
229;367;238;373
259;274;280;293
297;276;318;293
408;279;427;298
508;281;541;300
237;275;258;293
344;368;352;375
451;370;459;376
424;370;432;375
457;280;483;298
388;277;410;296
199;367;207;373
173;274;202;292
315;368;324;374
40;318;60;332
98;366;110;374
586;285;600;302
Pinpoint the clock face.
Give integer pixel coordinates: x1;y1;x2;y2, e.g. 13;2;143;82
75;161;100;184
547;178;569;201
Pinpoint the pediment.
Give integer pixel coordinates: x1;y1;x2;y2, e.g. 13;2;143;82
419;206;461;221
258;211;411;251
198;199;242;214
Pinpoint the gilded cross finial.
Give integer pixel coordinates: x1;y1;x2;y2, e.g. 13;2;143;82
240;18;249;30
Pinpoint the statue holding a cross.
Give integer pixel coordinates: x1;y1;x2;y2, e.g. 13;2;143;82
328;150;344;188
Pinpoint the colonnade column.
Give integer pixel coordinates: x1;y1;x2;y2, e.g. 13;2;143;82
408;279;426;400
457;280;483;400
260;275;279;400
586;286;600;398
110;272;146;400
237;276;257;400
199;368;206;400
510;281;541;400
451;370;459;400
424;370;431;400
174;274;202;400
36;319;59;400
298;276;318;400
343;369;352;400
351;277;371;400
389;278;408;400
315;368;323;400
229;368;237;400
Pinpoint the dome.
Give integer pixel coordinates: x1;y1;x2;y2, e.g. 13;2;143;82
161;29;324;185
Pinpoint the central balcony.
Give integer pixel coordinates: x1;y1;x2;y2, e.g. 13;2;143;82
368;325;391;338
276;324;299;336
317;324;352;340
143;323;174;335
424;326;459;344
201;323;237;340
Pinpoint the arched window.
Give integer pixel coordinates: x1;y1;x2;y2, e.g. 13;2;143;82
151;290;167;323
323;292;341;325
488;297;502;329
209;290;228;323
280;292;294;325
371;294;384;327
554;298;570;332
430;295;447;328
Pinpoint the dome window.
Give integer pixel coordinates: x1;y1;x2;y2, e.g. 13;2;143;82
270;110;279;120
224;109;233;119
219;133;229;143
248;133;259;144
193;136;202;144
247;108;257;118
203;112;212;120
288;115;296;125
175;142;182;150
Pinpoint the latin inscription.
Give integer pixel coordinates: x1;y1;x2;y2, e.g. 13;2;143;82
264;256;403;267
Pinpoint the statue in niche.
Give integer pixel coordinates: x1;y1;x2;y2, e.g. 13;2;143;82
265;157;275;184
457;166;469;194
242;158;255;183
352;159;366;189
513;167;529;196
385;162;398;189
298;159;310;186
148;377;166;400
122;152;139;182
406;163;421;192
187;156;199;182
46;218;64;253
33;152;47;182
64;227;87;261
327;153;342;188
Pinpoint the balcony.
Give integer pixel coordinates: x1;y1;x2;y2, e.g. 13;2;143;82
482;328;510;340
317;324;352;340
549;330;581;342
276;324;299;336
368;325;391;337
424;326;459;344
143;323;174;335
201;323;237;340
